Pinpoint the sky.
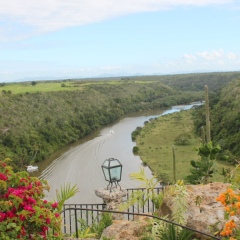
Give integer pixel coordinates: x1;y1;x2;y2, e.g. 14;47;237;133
0;0;240;82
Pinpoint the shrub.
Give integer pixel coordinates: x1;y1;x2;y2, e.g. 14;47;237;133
174;133;192;145
133;146;139;154
0;158;62;239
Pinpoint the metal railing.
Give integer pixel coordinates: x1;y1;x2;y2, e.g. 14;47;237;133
62;203;106;235
61;208;221;239
124;187;163;219
61;187;221;239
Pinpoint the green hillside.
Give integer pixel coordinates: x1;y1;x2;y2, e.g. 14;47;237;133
1;72;240;171
0;80;202;170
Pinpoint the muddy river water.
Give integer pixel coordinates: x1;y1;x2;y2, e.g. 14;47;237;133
37;104;197;204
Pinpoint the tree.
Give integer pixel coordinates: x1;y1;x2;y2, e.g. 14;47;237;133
185;142;221;184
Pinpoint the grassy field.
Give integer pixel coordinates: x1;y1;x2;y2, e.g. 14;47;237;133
0;81;82;94
0;79;154;94
135;109;229;183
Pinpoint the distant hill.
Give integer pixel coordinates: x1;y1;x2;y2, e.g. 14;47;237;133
131;71;240;92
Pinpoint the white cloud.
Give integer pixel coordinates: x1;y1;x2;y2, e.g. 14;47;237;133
183;54;196;65
197;49;224;60
0;0;234;41
181;49;240;70
227;52;237;60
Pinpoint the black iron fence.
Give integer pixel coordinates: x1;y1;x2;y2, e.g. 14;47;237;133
124;187;163;218
61;187;220;239
61;208;220;239
62;203;106;235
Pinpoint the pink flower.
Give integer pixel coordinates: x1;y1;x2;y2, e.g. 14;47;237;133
0;212;7;222
26;196;36;205
35;181;42;186
24;205;34;212
45;217;51;224
43;200;48;204
6;211;16;218
19;214;26;221
21;226;26;236
51;202;58;209
55;213;60;218
0;173;7;181
11;188;24;198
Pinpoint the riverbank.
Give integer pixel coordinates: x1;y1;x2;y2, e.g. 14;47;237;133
135;109;228;183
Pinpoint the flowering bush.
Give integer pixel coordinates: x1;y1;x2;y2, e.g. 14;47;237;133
0;158;62;239
216;188;240;240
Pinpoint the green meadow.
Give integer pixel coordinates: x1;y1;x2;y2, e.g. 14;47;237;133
0;79;152;94
135;109;229;183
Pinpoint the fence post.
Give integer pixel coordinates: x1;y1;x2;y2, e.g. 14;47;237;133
95;188;127;220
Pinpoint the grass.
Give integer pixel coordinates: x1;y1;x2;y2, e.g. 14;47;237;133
0;81;82;94
135;109;229;183
0;79;153;94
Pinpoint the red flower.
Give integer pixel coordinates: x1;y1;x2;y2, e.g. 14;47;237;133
26;196;36;205
24;205;34;212
6;211;16;218
0;162;6;167
35;181;42;187
55;213;60;218
21;226;26;236
45;217;51;224
51;202;58;209
0;212;7;222
19;214;26;221
0;173;8;181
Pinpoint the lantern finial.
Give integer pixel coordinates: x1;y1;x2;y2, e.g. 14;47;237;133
101;158;122;191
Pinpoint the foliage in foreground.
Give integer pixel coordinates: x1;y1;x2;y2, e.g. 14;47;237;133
73;213;113;239
0;158;62;239
185;141;221;184
123;168;193;239
215;162;240;239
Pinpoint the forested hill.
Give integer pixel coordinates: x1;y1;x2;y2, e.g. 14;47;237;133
132;71;240;91
192;79;240;162
0;81;202;169
211;79;240;161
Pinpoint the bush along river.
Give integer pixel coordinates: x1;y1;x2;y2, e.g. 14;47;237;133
37;103;201;204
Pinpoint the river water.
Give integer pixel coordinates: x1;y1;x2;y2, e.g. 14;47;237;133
38;103;198;204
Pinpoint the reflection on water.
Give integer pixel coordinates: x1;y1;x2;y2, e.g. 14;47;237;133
38;103;201;204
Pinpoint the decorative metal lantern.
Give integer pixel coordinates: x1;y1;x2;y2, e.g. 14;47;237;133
101;158;122;191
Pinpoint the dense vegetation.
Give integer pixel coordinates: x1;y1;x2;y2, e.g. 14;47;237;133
133;75;240;183
1;71;240;170
192;79;240;163
0;81;202;169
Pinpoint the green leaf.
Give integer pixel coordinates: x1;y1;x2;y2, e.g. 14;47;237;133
56;182;79;211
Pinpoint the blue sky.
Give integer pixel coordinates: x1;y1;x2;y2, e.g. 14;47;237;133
0;0;240;82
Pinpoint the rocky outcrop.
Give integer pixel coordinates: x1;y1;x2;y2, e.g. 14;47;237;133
160;182;239;236
101;215;151;240
95;188;127;220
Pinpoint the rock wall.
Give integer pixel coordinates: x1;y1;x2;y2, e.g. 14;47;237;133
101;215;151;240
160;182;238;237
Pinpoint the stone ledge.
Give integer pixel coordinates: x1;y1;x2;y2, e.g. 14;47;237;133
95;188;127;200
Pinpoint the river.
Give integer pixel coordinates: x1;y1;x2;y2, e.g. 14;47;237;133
38;103;200;204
